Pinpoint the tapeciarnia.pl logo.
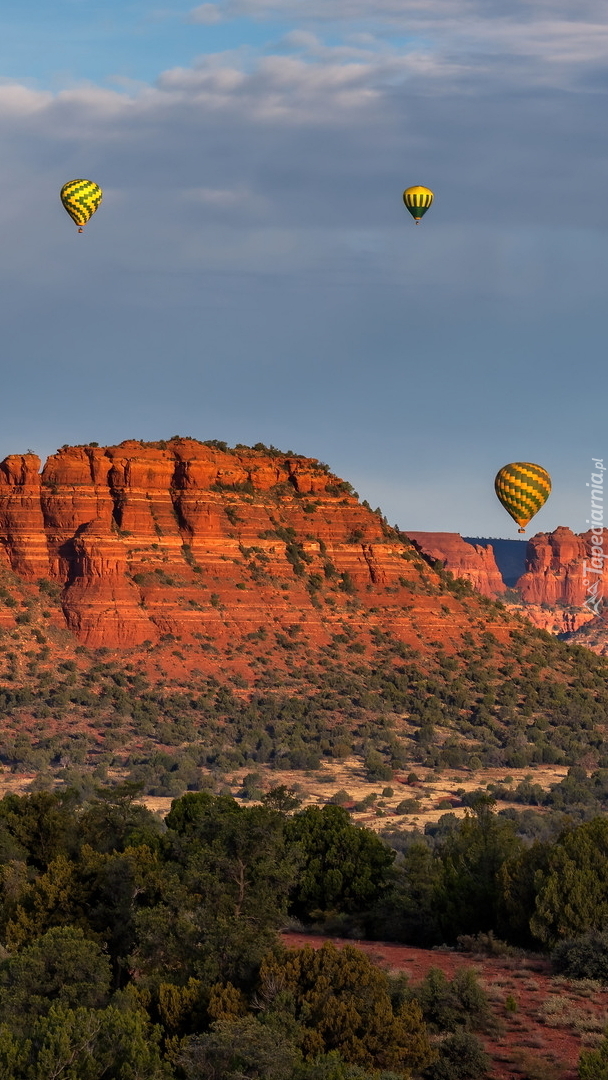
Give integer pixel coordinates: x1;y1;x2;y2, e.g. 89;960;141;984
583;458;605;617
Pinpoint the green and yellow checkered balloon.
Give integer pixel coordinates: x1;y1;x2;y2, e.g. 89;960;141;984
495;462;551;533
60;179;103;232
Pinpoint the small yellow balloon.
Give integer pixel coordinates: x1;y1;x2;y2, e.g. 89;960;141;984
60;179;103;233
403;185;434;223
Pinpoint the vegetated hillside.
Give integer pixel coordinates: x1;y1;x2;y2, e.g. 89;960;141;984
0;440;606;797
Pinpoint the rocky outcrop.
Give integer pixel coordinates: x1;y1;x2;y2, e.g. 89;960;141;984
6;439;603;656
62;519;158;647
0;438;518;652
502;603;594;635
407;533;506;598
464;538;527;588
515;527;602;607
0;454;48;579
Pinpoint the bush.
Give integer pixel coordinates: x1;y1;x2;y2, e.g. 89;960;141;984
329;790;353;807
580;1042;608;1079
179;1016;299;1080
456;932;518;958
553;930;608;984
240;772;265;801
423;1031;489;1079
415;968;493;1035
258;943;434;1072
364;751;393;783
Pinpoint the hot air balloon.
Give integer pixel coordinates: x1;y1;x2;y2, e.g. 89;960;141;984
403;185;434;223
495;462;551;533
60;179;103;233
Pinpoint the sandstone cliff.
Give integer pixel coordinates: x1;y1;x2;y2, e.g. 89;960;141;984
515;527;592;606
511;526;603;636
407;533;506;599
0;439;517;658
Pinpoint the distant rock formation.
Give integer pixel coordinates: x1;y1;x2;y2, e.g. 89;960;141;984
406;532;506;598
516;527;591;606
408;527;601;638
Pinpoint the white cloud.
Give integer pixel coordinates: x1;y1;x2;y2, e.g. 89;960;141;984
0;83;52;117
188;3;223;24
183;0;608;79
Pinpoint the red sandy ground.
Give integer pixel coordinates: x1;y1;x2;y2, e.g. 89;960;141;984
282;933;608;1079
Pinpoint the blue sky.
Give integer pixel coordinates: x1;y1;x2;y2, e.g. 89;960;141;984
0;2;290;87
0;0;607;534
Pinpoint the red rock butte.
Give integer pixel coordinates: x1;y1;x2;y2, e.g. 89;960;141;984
0;438;519;657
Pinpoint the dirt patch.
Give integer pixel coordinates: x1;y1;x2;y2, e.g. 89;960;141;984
0;760;569;834
169;761;569;832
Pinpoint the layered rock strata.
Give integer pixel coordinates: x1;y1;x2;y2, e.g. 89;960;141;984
515;527;602;608
0;439;517;653
407;533;506;599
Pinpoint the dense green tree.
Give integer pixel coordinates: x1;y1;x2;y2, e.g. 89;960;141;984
0;790;79;870
531;819;608;945
165;792;242;837
262;786;302;812
371;843;442;946
130;896;200;988
156;977;207;1036
292;1054;404;1080
1;778;603;1080
286;805;395;920
78;784;163;854
139;793;300;989
414;969;493;1035
174;802;297;926
1;854;85;950
0;822;28;866
78;845;170;982
179;1016;300;1080
0;926;111;1033
0;1004;169;1079
0;843;170;982
496;840;552;947
434;798;521;939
